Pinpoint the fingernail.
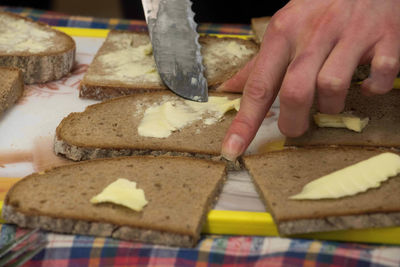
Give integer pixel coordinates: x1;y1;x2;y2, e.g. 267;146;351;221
221;134;245;161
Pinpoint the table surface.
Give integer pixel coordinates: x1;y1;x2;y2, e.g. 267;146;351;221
0;6;399;267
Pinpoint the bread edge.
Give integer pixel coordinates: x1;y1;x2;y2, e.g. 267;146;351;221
53;135;242;171
0;67;24;117
279;212;400;236
2;204;196;247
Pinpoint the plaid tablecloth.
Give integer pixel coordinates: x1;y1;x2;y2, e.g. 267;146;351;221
1;6;400;267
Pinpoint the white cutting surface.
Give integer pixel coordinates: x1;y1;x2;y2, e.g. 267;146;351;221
0;36;283;212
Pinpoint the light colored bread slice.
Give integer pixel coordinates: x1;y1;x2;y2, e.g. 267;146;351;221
79;30;258;100
55;91;239;165
286;85;400;148
243;147;400;235
0;67;24;118
251;16;271;44
0;12;75;84
3;155;226;247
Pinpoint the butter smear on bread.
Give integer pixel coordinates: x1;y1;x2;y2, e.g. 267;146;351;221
290;152;400;200
313;112;369;132
91;178;148;211
0;15;55;53
138;96;240;138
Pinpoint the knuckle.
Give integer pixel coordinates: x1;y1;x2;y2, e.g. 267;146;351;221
374;56;400;75
279;86;311;107
244;76;274;102
317;75;349;96
268;9;292;34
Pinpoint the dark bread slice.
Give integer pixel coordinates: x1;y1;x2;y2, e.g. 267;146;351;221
0;67;23;118
3;155;226;247
243;147;400;235
286;85;400;148
79;30;258;100
0;12;75;84
55;91;240;163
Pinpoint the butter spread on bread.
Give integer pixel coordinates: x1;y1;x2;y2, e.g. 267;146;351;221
313;112;369;132
0;15;55;53
97;42;160;83
138;96;240;138
91;178;148;211
290;152;400;200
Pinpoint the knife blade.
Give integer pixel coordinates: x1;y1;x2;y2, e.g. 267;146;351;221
142;0;208;102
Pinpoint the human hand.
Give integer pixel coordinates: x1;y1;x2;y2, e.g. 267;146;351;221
218;0;400;161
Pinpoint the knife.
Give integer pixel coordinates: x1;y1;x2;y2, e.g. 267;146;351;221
142;0;208;102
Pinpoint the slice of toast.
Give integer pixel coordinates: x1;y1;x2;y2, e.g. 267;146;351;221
55;91;239;163
3;155;226;247
243;147;400;235
286;85;400;148
79;30;259;100
0;12;75;84
0;67;24;118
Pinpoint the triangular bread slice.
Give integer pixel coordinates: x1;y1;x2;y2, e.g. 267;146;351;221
3;156;226;247
286;85;400;148
0;12;75;84
55;91;239;163
243;147;400;235
79;30;258;100
0;67;24;118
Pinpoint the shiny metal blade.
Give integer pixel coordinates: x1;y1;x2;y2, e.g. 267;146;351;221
142;0;208;102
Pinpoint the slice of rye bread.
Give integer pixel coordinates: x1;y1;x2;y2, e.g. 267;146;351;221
0;12;75;84
3;155;227;247
243;147;400;236
286;85;400;148
79;30;259;100
54;91;239;164
0;67;24;118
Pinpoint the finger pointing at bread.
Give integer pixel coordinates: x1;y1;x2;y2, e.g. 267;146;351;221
218;0;400;161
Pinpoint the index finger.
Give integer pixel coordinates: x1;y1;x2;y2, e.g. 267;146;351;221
221;33;290;161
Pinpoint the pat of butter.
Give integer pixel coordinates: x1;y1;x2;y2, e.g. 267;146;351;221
313;113;369;132
90;178;148;211
290;152;400;200
138;96;240;138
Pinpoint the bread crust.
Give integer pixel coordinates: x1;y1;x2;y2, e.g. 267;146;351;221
0;12;75;84
2;205;195;247
0;67;24;117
